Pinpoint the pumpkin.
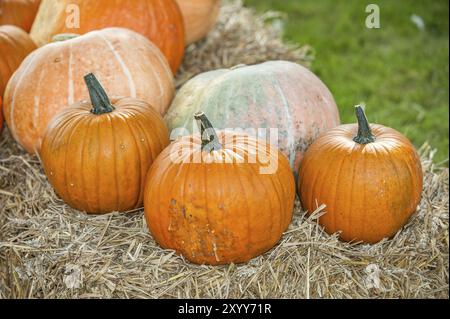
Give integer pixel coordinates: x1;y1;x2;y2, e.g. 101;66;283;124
30;0;185;73
298;106;423;243
3;27;174;154
0;0;41;32
176;0;220;45
0;96;3;134
165;61;340;175
40;73;169;214
0;25;36;96
144;112;295;265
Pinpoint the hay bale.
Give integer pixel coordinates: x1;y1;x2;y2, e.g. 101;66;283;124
176;0;313;86
0;1;448;299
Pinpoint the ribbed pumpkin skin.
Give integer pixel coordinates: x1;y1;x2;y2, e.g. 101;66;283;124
144;132;295;265
165;61;340;174
41;98;169;214
299;124;423;244
3;28;174;154
0;25;36;96
176;0;220;45
0;0;41;32
30;0;184;73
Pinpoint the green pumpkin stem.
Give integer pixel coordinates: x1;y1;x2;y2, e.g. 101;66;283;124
52;33;80;42
194;112;222;152
353;105;375;144
84;73;115;115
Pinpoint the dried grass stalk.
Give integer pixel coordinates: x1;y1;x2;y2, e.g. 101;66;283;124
0;1;448;299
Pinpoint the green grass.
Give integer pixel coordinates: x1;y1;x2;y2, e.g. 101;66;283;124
244;0;449;163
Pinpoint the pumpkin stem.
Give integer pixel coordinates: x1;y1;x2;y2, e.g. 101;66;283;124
353;105;375;144
84;73;115;115
230;64;247;70
194;112;222;152
52;33;80;42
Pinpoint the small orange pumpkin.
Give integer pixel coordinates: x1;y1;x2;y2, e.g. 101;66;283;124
30;0;185;73
299;106;423;243
0;25;36;96
0;0;41;32
40;73;169;214
144;112;295;265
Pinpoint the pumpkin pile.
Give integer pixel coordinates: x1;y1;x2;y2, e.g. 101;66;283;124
30;0;185;73
0;1;423;265
4;27;174;153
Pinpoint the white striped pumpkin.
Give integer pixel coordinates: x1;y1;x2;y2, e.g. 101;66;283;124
3;27;174;154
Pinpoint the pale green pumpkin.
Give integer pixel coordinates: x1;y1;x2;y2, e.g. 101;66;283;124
165;61;340;174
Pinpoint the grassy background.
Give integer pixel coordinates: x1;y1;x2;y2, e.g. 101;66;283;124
243;0;449;163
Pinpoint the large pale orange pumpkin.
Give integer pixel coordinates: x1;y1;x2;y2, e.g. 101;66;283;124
0;0;41;32
0;24;36;96
41;73;169;214
299;106;423;244
165;61;340;175
176;0;220;45
30;0;184;73
3;27;174;154
144;112;295;265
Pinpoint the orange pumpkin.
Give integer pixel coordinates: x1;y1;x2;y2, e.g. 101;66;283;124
40;73;169;214
176;0;220;45
299;106;423;243
0;0;41;32
0;25;36;96
30;0;185;73
0;96;3;134
3;27;174;154
144;112;295;265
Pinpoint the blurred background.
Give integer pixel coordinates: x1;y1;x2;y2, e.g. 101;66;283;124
244;0;449;164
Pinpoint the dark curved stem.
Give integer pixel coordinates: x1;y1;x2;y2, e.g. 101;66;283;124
194;112;222;152
353;105;375;144
84;73;115;115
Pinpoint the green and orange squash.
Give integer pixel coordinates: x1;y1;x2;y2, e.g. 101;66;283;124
164;61;340;175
